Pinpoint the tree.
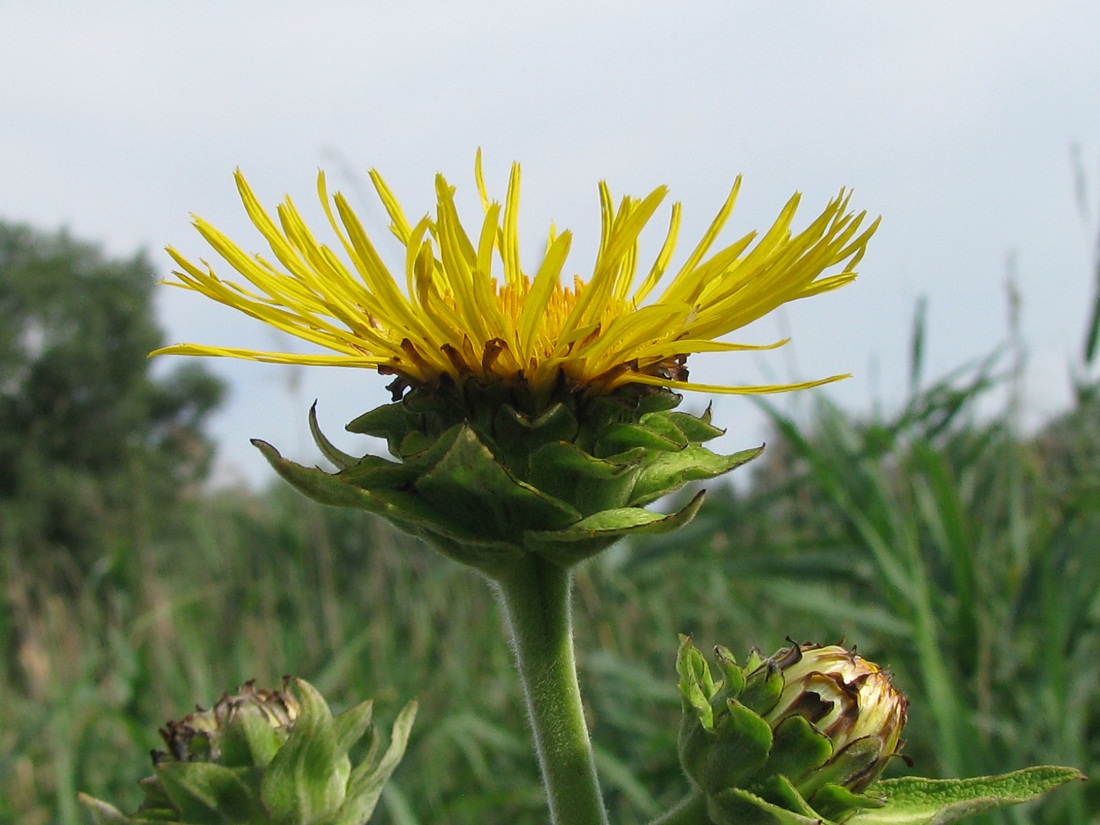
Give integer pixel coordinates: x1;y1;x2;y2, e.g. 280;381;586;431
0;221;225;584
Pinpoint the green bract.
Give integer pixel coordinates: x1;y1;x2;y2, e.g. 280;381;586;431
675;639;1085;825
677;639;907;825
78;679;416;825
256;381;760;577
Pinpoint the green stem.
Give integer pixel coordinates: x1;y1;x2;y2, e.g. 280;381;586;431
492;555;608;825
647;790;708;825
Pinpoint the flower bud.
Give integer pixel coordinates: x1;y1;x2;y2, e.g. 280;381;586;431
155;679;299;767
677;638;907;825
79;678;416;825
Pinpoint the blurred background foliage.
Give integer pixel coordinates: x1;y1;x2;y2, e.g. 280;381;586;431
1;215;1098;825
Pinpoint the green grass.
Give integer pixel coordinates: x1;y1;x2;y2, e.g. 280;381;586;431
2;351;1098;824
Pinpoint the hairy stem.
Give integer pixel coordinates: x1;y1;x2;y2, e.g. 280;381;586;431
492;555;608;825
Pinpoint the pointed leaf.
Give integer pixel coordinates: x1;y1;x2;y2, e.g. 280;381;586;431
709;786;823;825
533;491;705;538
811;783;885;823
596;420;686;455
345;402;417;455
154;762;260;824
677;636;717;728
527;442;644;515
630;445;763;506
856;767;1086;825
739;659;783;716
253;439;400;513
494;400;579;445
414;426;580;537
326;700;418;825
667;409;726;443
713;646;745;698
805;736;890;795
76;794;131;825
492;401;580;476
309;403;359;470
253;439;492;544
336;454;419;490
525;492;705;566
637;388;685;414
702;699;773;793
764;714;833;781
136;774;178;817
753;774;826;820
219;705;287;768
676;637;722;784
582;389;681;438
391;424;465;472
413;528;526;575
638;411;693;446
331;700;374;758
261;679;347;824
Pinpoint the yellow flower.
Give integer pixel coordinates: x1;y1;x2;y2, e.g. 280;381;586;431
154;153;877;405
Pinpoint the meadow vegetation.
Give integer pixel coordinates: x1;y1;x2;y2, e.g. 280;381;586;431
1;220;1097;824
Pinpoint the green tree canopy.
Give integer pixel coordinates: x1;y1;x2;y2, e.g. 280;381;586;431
0;221;224;582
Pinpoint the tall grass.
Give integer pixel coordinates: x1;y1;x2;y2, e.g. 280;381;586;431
2;346;1097;824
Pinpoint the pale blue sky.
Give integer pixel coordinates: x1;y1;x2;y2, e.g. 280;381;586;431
4;2;1099;486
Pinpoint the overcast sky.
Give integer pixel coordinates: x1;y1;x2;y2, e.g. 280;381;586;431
4;2;1099;487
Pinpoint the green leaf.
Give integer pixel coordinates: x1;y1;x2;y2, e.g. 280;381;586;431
739;659;783;716
677;636;717;729
753;774;826;821
524;491;705;566
261;679;347;824
713;646;745;698
856;767;1086;825
219;705;287;769
154;762;260;824
811;783;886;823
764;715;833;781
345;401;417;453
701;699;773;793
254;439;508;554
596;419;687;455
336;454;419;490
309;404;359;470
345;388;469;459
253;439;397;512
136;775;178;819
491;401;580;475
667;409;725;443
412;528;526;575
331;700;374;759
677;638;723;783
393;424;466;472
76;794;132;825
536;491;704;537
640;412;694;446
709;786;822;825
630;444;763;506
803;736;889;796
526;441;644;515
326;699;418;825
581;389;682;441
414;426;580;537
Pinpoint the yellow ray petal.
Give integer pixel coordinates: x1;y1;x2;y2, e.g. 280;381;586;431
159;157;877;403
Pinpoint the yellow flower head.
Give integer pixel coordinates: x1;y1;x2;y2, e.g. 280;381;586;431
155;153;878;405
